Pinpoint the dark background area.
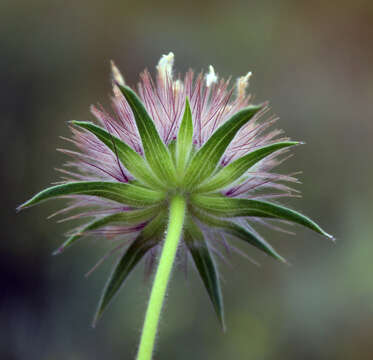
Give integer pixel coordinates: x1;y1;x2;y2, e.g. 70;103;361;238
1;0;373;359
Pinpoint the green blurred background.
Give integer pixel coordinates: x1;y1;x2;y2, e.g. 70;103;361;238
2;0;373;359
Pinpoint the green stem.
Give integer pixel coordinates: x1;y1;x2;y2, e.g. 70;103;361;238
136;195;186;360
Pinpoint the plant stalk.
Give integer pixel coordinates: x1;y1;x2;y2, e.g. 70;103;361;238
136;195;186;360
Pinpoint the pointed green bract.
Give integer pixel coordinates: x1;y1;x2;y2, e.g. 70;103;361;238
184;105;262;189
53;206;161;255
93;212;166;326
117;84;176;185
71;121;164;189
192;208;286;262
185;218;225;330
192;194;333;239
17;181;165;210
168;140;177;166
176;98;193;176
196;141;299;193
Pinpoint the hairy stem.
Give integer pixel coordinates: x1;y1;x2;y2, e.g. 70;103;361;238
136;195;186;360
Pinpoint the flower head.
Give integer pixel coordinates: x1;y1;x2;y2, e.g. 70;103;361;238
18;52;333;328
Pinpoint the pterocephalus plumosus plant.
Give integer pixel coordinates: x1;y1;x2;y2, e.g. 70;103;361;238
18;52;333;360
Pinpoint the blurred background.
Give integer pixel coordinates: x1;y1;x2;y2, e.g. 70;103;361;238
1;0;373;359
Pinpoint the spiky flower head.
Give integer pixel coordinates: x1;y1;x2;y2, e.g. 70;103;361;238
18;52;333;328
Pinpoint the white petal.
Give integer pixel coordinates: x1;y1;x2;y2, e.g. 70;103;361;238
110;60;125;86
156;52;174;81
236;71;252;99
205;65;218;87
173;79;184;93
